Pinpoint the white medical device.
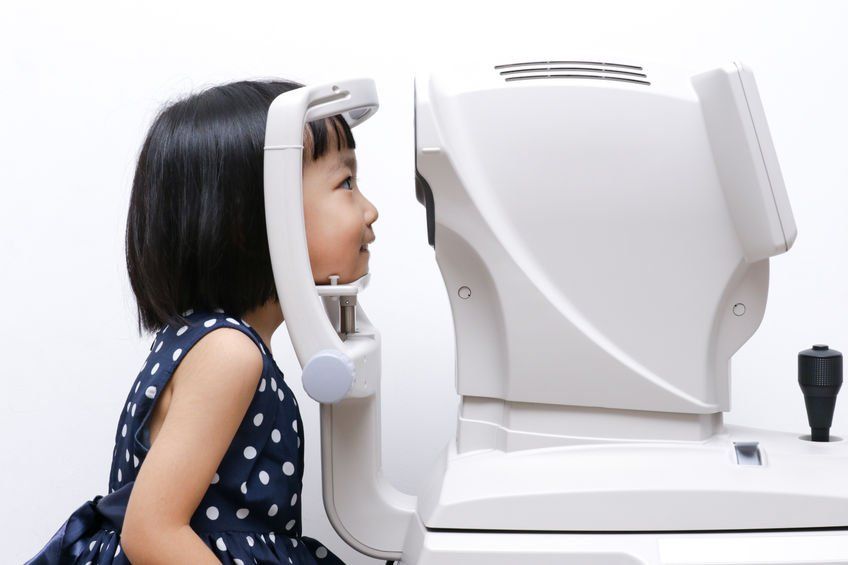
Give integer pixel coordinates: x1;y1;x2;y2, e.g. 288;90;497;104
263;60;848;564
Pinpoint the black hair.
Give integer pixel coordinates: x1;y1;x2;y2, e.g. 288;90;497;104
125;79;356;335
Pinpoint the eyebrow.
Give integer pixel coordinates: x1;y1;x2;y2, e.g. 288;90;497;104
334;155;358;175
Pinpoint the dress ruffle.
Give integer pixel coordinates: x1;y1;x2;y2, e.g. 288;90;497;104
70;527;345;564
195;530;344;564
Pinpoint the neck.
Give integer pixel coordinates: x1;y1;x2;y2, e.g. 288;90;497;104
241;298;284;354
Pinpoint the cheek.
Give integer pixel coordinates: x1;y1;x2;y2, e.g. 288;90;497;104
303;201;363;276
305;206;359;247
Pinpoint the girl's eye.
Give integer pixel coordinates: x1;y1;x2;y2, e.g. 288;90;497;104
339;176;356;191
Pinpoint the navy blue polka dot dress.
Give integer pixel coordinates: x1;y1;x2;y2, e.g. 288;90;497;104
27;308;346;565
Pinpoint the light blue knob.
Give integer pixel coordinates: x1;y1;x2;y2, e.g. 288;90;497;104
302;349;355;403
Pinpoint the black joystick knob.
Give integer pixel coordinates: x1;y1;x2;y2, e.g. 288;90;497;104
798;344;843;442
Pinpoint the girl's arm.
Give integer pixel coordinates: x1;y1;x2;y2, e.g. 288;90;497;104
121;328;265;564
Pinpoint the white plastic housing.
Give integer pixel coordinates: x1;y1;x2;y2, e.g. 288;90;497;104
414;61;797;418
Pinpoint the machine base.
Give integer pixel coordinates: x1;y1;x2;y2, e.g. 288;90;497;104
416;425;848;531
401;513;848;564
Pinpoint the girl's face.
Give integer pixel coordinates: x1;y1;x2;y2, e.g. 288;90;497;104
302;126;378;285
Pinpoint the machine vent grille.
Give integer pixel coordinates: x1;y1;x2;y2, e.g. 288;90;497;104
494;60;650;86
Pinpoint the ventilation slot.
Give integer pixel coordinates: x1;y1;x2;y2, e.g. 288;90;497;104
494;61;650;86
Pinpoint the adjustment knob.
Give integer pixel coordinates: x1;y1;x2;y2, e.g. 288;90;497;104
302;349;355;404
798;344;843;442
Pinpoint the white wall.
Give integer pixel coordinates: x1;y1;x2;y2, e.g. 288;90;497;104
2;1;847;563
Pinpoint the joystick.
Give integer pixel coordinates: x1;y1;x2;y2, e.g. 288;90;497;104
798;344;843;442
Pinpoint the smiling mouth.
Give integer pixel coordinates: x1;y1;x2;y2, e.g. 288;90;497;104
360;245;369;252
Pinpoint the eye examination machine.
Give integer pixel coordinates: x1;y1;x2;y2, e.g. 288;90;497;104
262;60;848;564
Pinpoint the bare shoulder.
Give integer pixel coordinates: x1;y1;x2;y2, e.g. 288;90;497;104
172;327;264;391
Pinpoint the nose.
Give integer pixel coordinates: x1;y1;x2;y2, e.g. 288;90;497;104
363;194;378;227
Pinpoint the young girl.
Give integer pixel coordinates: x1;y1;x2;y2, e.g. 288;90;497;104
27;79;378;564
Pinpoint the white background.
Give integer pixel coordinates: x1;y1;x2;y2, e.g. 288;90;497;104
2;1;847;563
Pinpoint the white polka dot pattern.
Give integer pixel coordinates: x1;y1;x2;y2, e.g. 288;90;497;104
96;309;337;563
